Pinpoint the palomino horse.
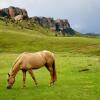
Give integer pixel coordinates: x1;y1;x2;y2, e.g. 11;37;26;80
7;50;57;89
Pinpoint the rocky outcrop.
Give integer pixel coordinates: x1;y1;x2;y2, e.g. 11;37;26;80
30;17;55;27
0;6;28;18
0;6;75;35
30;17;70;29
14;15;24;21
30;16;75;35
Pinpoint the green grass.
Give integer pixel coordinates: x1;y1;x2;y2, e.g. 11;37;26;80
0;53;100;100
0;19;100;100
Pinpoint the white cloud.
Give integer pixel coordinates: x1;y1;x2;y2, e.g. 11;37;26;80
73;24;81;29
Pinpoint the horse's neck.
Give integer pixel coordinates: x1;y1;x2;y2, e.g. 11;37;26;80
10;55;22;78
10;64;20;78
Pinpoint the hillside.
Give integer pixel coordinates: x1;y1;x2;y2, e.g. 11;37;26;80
0;19;100;56
0;6;76;35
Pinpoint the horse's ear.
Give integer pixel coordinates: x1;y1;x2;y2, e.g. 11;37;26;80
8;73;10;76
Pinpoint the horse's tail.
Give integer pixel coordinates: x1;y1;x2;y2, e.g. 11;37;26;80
52;60;57;82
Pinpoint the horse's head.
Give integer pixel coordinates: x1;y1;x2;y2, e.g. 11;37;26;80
7;73;15;89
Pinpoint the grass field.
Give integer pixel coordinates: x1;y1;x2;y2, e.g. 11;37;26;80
0;53;100;100
0;19;100;100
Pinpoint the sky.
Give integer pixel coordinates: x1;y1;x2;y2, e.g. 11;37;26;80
0;0;100;34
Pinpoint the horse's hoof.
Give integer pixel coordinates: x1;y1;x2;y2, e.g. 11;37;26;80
21;87;25;89
49;83;54;87
21;85;26;89
49;84;53;87
35;82;38;86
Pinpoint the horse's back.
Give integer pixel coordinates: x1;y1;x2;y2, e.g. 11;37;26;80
19;51;46;68
17;50;54;68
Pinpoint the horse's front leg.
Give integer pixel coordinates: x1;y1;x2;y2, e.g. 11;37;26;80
28;69;38;86
22;70;26;88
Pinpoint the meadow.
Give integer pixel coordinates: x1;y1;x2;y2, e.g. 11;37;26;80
0;20;100;100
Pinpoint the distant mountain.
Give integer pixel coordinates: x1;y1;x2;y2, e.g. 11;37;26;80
81;33;100;38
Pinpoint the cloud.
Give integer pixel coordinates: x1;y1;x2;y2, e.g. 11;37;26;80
73;24;81;30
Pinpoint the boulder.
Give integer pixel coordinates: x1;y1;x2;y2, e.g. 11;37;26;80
14;15;24;21
22;9;28;18
0;6;28;18
8;6;16;17
0;9;8;17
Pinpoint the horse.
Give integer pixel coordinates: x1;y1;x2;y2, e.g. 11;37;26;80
7;50;57;89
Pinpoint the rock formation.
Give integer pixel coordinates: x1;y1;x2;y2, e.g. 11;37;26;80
30;16;75;35
0;6;28;18
0;6;75;35
30;17;55;27
14;15;24;21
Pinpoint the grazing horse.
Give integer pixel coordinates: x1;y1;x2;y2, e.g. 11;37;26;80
7;50;57;89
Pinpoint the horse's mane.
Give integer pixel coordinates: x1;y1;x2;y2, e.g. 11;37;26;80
9;53;24;74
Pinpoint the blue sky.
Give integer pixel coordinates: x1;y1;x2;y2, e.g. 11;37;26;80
0;0;100;34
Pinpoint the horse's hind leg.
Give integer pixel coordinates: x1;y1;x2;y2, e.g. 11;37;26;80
45;64;54;86
28;69;37;86
22;70;26;88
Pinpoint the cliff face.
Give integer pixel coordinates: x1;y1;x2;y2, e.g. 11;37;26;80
30;17;70;28
30;16;72;34
30;17;55;27
0;6;75;35
0;6;28;18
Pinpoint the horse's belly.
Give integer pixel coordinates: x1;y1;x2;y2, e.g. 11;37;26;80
30;61;45;68
29;56;46;69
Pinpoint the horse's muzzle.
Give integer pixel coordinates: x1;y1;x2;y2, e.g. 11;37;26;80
7;85;12;89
